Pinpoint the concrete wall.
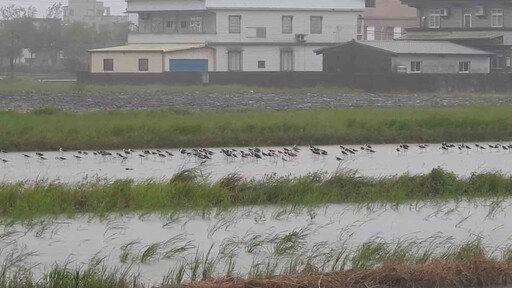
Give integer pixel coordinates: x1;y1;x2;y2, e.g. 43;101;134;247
213;45;324;71
90;48;216;73
392;54;491;73
90;52;164;73
164;48;216;71
77;71;512;93
213;10;360;43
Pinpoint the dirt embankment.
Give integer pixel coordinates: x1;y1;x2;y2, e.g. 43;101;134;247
2;91;512;112
169;257;512;288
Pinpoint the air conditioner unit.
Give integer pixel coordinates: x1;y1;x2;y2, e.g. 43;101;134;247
475;5;485;16
295;34;307;43
440;8;449;17
140;13;150;20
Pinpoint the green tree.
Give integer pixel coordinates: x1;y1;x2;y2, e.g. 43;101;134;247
62;22;97;72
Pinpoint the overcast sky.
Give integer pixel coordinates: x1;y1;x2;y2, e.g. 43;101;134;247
0;0;127;17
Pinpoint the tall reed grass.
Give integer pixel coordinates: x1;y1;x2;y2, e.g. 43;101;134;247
1;168;512;220
1;105;512;151
0;237;512;288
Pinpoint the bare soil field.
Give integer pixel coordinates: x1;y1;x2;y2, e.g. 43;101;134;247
1;91;512;112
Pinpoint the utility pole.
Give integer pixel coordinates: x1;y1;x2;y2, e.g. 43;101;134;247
9;31;15;80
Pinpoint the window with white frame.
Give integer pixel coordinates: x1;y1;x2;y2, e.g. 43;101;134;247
228;51;242;71
310;16;323;34
410;61;422;73
428;10;441;28
492;8;504;27
280;50;294;71
282;16;293;34
229;15;241;33
459;61;470;73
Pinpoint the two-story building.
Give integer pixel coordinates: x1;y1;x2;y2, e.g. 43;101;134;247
89;0;365;73
399;0;512;72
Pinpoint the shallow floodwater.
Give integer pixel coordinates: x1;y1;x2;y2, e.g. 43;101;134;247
1;200;512;284
0;143;511;183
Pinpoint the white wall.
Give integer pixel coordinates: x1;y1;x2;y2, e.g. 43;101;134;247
90;52;164;73
214;45;324;71
392;54;491;73
213;10;360;43
164;48;216;71
128;9;360;44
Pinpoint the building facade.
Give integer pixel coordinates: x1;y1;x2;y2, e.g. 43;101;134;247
63;0;128;31
89;0;365;73
360;0;417;40
400;0;512;72
316;40;493;74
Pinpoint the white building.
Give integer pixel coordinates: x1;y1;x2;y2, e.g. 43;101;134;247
63;0;128;31
89;0;365;73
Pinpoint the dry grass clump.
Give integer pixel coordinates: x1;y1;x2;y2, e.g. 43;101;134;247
173;255;512;288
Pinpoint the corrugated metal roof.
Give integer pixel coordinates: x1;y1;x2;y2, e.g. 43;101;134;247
359;40;494;55
89;44;207;53
127;0;364;12
398;31;503;41
316;40;495;55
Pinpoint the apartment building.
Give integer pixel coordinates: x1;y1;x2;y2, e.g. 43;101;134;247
63;0;128;31
400;0;512;72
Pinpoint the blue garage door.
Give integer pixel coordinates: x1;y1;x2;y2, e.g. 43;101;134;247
169;59;208;72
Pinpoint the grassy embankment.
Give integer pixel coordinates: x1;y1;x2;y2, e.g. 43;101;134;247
1;105;512;151
1;168;512;220
0;79;360;94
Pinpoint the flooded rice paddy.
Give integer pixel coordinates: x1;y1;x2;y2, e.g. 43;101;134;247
1;200;511;284
0;143;511;183
2;142;512;285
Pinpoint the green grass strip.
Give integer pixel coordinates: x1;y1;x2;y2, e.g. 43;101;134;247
1;169;512;220
1;105;512;151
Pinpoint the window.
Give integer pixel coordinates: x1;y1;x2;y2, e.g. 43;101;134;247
459;61;470;73
385;27;394;40
365;0;376;8
357;15;363;40
492;55;507;69
282;16;293;33
366;26;375;40
138;59;149;71
258;61;266;69
180;21;188;29
410;61;422;73
280;50;294;71
229;15;241;33
428;10;441;28
228;51;242;71
492;8;504;27
310;16;323;34
255;27;266;38
189;17;203;32
463;13;472;28
103;59;113;71
69;8;74;16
